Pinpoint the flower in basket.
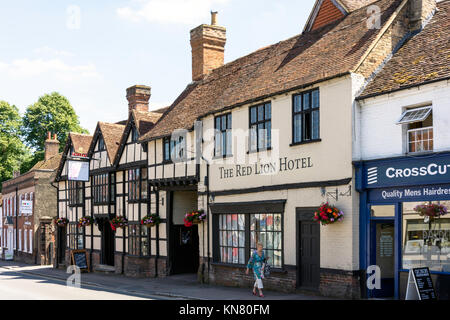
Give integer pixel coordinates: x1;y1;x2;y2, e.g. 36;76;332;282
414;203;447;218
110;216;128;231
314;202;344;226
53;217;69;227
141;214;161;228
78;216;94;228
184;210;206;227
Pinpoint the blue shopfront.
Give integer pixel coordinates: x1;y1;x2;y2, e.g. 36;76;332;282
355;152;450;300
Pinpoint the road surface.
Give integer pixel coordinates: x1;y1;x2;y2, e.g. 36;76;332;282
0;264;151;300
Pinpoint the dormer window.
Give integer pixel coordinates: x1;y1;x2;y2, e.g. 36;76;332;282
397;106;433;153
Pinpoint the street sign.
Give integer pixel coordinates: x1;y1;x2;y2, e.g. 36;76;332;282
20;200;33;215
68;160;89;182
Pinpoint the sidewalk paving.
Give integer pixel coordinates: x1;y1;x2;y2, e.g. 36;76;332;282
0;260;331;300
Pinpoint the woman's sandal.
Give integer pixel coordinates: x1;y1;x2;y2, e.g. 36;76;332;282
252;290;257;296
259;293;264;298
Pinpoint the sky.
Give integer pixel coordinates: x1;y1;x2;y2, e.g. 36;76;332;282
0;0;314;134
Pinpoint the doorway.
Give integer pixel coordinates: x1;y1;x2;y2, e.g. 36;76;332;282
297;208;320;290
370;220;395;298
101;219;115;266
169;190;199;275
57;226;66;264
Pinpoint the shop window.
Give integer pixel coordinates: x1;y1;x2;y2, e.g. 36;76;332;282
128;224;149;257
68;181;83;206
249;102;271;152
68;223;84;250
293;89;320;144
397;106;433;153
402;201;450;273
214;113;232;157
217;213;283;268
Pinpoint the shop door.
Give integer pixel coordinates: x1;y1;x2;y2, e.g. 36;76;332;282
298;220;320;289
57;226;66;264
101;220;115;266
370;221;395;298
171;225;199;274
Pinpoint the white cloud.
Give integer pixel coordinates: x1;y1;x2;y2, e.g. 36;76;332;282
33;46;75;57
0;58;101;82
117;0;230;25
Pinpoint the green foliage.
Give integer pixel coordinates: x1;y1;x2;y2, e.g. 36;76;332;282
22;92;88;152
0;101;29;190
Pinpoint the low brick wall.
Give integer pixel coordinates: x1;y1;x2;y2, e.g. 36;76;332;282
209;263;297;293
319;268;362;299
123;256;169;278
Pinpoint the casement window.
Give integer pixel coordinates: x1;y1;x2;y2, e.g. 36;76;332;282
29;230;33;253
24;229;27;253
93;173;115;204
163;135;186;162
249;103;272;152
68;181;83;206
68;223;84;250
214;113;232;157
19;229;22;252
128;168;147;202
397;106;433;153
128;224;149;256
215;213;283;268
98;136;105;151
131;126;139;143
292;89;320;144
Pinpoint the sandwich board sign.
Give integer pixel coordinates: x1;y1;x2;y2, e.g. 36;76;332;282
405;267;437;300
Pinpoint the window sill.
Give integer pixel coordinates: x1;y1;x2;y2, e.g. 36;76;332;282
247;147;272;155
212;154;234;160
290;139;321;147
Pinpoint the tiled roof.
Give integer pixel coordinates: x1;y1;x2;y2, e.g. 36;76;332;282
133;110;163;136
359;0;450;99
98;122;125;163
141;0;403;141
69;133;92;155
31;153;63;171
339;0;378;12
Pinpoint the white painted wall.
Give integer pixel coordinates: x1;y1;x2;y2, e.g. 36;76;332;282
356;80;450;160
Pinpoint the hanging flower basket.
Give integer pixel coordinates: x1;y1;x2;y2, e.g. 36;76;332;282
54;217;69;227
110;216;128;231
314;203;344;226
141;214;161;228
414;204;447;219
184;210;206;227
78;216;94;228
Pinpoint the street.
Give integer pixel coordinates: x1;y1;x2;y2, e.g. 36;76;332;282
0;264;150;300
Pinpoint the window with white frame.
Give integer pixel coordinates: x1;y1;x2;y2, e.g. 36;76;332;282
24;229;27;253
397;106;433;153
19;229;22;252
29;229;33;253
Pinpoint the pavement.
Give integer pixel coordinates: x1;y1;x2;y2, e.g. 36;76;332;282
0;259;330;300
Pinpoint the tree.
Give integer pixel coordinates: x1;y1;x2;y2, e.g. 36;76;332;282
22;92;88;171
0;101;29;190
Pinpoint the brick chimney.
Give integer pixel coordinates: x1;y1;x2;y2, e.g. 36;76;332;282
126;85;151;113
190;11;226;81
44;132;60;161
408;0;436;32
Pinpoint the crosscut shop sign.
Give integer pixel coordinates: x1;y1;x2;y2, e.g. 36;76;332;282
218;157;313;179
364;155;450;188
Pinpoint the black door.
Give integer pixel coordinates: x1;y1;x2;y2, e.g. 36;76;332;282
298;220;320;289
57;226;66;264
101;220;115;266
171;225;199;274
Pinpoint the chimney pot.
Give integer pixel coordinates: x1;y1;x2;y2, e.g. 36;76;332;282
211;11;218;25
126;85;151;113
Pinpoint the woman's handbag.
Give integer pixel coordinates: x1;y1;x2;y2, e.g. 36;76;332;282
264;262;271;277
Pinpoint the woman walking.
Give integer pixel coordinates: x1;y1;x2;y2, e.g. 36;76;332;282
246;242;267;298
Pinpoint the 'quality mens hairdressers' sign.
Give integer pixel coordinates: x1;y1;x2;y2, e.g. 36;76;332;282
363;153;450;189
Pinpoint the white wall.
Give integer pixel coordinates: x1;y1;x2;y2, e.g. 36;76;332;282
356;80;450;160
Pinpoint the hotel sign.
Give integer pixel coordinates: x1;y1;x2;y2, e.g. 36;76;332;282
363;154;450;189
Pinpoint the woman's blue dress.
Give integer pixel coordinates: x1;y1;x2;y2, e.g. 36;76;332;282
247;250;265;280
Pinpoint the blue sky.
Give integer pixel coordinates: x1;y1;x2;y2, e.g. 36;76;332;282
0;0;314;134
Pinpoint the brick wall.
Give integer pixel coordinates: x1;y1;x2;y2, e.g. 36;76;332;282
311;0;345;31
319;268;362;299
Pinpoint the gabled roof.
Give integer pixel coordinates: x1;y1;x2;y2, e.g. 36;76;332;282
113;110;163;166
140;0;403;142
339;0;378;12
55;132;93;181
31;153;62;171
91;122;126;164
359;0;449;99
